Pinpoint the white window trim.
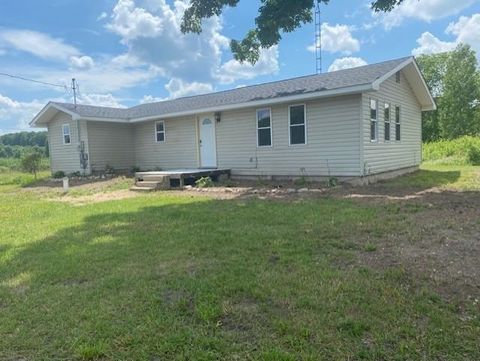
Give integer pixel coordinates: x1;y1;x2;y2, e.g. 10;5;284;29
288;103;307;146
256;108;273;148
62;123;71;145
395;105;401;142
384;102;391;142
370;99;378;143
155;120;166;143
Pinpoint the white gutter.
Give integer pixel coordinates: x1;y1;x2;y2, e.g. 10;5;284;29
72;115;129;123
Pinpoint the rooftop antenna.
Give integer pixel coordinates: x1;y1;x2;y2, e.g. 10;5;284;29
72;78;77;109
315;1;322;74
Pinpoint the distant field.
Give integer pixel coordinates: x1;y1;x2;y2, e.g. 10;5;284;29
0;157;50;172
0;165;479;360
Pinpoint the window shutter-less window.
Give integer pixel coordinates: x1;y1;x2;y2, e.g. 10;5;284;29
289;105;306;145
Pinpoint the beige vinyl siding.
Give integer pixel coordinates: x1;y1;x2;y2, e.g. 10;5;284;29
216;94;362;177
133;116;198;170
87;121;134;172
47;112;87;174
361;71;422;175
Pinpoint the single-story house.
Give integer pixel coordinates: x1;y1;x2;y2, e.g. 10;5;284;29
30;56;435;181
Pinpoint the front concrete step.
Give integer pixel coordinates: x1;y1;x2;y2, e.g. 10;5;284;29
131;175;171;192
138;175;169;182
135;180;161;188
130;186;155;192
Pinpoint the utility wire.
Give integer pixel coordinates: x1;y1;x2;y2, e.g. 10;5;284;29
0;71;68;90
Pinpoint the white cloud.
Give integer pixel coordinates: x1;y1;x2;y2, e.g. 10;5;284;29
446;13;480;53
217;46;279;84
106;0;164;40
75;93;125;108
328;57;367;72
378;0;478;30
140;95;168;103
97;12;108;21
412;32;456;55
164;78;213;98
412;13;480;57
0;29;80;61
105;0;279;96
0;94;45;131
70;55;95;70
308;23;360;55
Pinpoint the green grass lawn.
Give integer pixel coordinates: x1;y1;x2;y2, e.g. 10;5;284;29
0;165;479;360
378;164;480;191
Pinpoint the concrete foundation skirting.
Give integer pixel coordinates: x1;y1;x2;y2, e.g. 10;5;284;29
230;166;419;185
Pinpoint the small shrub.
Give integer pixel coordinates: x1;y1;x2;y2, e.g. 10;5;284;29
131;166;141;174
20;152;42;179
52;171;66;179
465;145;480;165
327;177;339;187
69;171;81;177
195;176;214;188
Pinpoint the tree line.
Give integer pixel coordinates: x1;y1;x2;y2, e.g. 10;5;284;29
0;131;48;158
417;44;480;142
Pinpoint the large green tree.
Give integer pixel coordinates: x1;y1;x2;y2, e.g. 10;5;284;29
181;0;407;63
416;52;449;141
439;44;480;139
417;45;480;141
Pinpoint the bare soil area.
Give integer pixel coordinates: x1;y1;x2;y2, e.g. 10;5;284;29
335;185;480;302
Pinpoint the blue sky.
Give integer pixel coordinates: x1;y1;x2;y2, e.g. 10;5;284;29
1;0;479;133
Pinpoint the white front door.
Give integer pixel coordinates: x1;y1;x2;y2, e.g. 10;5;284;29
199;116;217;168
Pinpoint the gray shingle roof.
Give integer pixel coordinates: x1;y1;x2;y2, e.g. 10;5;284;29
52;57;410;120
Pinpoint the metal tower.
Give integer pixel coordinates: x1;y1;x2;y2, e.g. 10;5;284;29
315;1;322;74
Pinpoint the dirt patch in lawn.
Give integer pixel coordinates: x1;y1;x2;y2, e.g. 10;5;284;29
55;189;140;205
340;188;480;302
23;176;133;193
20;176;137;204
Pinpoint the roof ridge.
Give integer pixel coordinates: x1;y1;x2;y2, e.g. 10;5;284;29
53;56;412;111
130;56;413;109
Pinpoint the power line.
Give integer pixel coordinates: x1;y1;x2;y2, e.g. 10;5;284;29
0;71;68;90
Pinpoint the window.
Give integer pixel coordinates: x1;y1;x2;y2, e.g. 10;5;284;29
155;121;165;142
62;124;71;145
289;104;306;145
396;71;401;83
395;106;401;141
256;108;272;147
384;103;391;141
370;99;378;142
